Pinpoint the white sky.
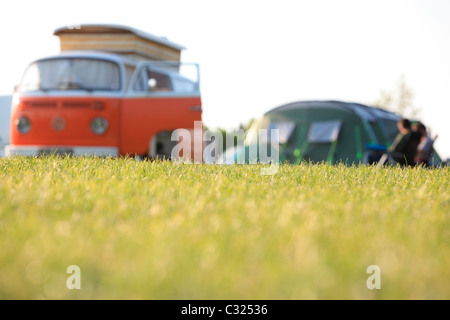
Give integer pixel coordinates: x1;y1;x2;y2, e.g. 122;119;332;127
0;0;449;158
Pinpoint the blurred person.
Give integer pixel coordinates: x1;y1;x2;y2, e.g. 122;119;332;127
413;122;435;167
387;118;421;166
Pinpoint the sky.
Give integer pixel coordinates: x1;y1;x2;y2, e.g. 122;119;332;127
0;0;449;158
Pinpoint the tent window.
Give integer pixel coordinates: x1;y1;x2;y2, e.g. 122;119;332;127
307;120;342;143
267;122;296;144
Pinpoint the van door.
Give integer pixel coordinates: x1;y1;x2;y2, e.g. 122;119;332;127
120;63;202;157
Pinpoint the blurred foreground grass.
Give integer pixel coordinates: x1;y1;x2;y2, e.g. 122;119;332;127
0;156;449;299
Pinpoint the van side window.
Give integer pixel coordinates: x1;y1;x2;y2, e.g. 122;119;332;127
133;67;172;92
149;71;172;92
172;77;196;92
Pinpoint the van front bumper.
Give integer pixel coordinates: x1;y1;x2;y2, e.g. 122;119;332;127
5;145;119;157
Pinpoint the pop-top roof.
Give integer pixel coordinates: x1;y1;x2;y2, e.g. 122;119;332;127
54;24;185;62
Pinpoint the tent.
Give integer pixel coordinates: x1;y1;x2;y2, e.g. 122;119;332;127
223;100;442;166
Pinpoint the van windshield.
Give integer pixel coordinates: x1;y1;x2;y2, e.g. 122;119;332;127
19;58;121;92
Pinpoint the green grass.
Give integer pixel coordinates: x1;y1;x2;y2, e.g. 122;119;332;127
0;156;449;299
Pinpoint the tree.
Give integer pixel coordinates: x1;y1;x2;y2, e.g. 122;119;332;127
373;75;421;118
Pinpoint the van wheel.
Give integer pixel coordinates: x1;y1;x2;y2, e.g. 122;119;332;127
148;130;177;161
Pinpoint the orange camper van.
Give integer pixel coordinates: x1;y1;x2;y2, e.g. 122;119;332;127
6;24;202;159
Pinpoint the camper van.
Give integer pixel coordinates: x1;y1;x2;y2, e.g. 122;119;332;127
6;25;202;159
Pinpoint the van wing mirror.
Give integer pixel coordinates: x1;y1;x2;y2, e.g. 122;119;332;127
148;78;157;91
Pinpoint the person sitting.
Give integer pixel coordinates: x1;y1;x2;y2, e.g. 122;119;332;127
413;122;436;167
387;118;421;166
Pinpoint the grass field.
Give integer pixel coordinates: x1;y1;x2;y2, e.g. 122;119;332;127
0;156;449;299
